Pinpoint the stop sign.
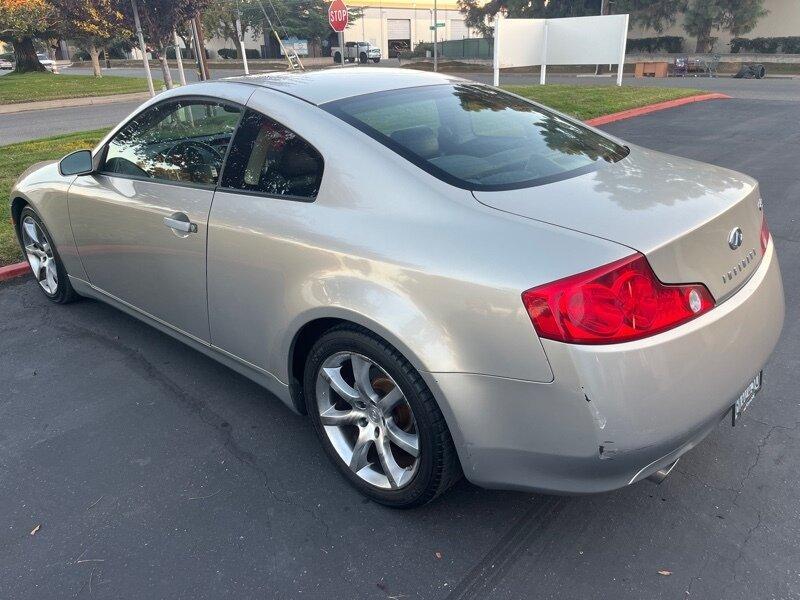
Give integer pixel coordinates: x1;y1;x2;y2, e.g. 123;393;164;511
328;0;348;32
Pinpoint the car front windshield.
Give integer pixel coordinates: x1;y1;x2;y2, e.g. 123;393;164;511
324;83;629;191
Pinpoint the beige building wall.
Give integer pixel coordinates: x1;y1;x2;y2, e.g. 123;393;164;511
629;0;800;52
201;0;472;59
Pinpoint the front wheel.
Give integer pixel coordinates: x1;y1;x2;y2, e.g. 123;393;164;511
372;58;380;63
304;324;461;507
359;52;367;64
18;207;78;304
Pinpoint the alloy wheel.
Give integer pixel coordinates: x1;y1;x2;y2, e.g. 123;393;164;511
21;216;58;295
315;352;420;490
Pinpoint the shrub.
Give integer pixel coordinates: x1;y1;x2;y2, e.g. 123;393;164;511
166;47;192;59
217;48;237;59
73;49;90;60
245;48;261;59
729;36;800;54
626;36;685;54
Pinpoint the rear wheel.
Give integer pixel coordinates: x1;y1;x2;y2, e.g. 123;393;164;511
333;51;342;64
304;324;461;507
359;52;367;64
18;207;78;304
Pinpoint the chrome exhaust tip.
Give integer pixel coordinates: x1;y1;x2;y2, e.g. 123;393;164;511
646;459;679;484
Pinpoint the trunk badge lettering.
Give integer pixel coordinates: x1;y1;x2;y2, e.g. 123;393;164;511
722;249;757;284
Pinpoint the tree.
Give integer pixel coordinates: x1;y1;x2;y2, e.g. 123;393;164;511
54;0;128;76
122;0;210;88
202;0;262;57
614;0;687;33
683;0;767;52
457;0;602;37
0;0;59;72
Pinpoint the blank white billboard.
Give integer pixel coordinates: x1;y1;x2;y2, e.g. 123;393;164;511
493;14;629;86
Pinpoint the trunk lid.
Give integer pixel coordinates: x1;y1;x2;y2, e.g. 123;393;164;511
473;146;764;301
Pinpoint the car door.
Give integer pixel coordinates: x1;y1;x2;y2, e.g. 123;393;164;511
206;106;325;369
69;97;243;342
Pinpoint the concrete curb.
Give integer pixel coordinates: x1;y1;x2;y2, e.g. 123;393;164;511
0;92;733;284
0;91;152;115
0;262;29;282
584;93;731;126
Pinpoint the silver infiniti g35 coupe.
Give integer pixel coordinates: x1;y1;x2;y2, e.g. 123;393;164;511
10;69;784;507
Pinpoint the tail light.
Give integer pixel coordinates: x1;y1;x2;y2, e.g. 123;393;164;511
760;216;771;255
522;254;715;345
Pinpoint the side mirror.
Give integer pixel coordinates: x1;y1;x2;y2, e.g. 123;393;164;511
59;149;94;176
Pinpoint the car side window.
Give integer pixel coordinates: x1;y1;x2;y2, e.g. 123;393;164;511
102;100;242;186
221;109;324;200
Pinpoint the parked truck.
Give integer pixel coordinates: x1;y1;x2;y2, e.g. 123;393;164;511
334;41;381;64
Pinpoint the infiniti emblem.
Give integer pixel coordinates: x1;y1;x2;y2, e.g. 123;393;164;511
728;227;744;250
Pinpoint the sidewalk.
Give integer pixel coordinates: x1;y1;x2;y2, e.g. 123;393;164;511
0;91;152;115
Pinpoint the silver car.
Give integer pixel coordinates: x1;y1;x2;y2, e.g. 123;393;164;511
10;69;784;507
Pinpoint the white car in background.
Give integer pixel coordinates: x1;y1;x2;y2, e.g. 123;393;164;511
37;53;55;71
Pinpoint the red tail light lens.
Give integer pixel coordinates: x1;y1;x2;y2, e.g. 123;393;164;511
760;216;770;255
522;254;715;344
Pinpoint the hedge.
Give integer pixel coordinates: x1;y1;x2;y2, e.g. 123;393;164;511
626;36;685;54
217;48;261;59
730;37;800;54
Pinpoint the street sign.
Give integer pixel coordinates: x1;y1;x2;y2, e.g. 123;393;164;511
328;0;348;33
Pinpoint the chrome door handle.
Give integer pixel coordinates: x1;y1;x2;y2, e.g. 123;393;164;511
164;215;198;234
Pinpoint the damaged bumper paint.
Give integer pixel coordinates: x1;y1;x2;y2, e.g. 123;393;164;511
421;242;784;494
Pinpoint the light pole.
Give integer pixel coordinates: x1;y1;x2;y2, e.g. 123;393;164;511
433;0;438;72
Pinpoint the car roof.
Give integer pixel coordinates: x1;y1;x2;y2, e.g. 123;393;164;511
224;68;466;106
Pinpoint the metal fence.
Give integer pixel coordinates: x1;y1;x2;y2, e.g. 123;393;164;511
436;38;493;60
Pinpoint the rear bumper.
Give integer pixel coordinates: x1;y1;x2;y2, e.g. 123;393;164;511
423;242;785;494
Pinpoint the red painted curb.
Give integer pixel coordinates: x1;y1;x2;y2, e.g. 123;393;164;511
584;93;731;127
0;261;30;282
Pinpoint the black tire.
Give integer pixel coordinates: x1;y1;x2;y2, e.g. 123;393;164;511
304;324;461;508
372;58;380;63
333;51;342;64
18;206;79;304
359;52;367;64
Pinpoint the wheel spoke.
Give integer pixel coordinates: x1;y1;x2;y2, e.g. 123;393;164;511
320;405;360;427
385;420;419;457
349;428;373;473
44;261;57;293
376;436;411;489
351;354;377;400
378;386;404;415
26;252;42;278
322;366;360;403
23;220;40;246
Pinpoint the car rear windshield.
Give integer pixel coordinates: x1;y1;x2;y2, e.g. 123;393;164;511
323;84;629;191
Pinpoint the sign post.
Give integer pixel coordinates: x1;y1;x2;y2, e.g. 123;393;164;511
328;0;348;68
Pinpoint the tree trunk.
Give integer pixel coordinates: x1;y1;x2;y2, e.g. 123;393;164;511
157;49;173;89
694;22;713;53
13;37;47;73
89;44;102;77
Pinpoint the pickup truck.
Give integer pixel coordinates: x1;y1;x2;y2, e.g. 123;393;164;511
334;41;381;64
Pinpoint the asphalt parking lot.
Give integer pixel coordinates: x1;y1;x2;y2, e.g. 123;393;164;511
1;97;798;599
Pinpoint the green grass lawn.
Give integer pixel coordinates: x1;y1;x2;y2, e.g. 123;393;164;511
0;129;108;266
0;82;708;267
503;84;705;121
0;72;158;105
